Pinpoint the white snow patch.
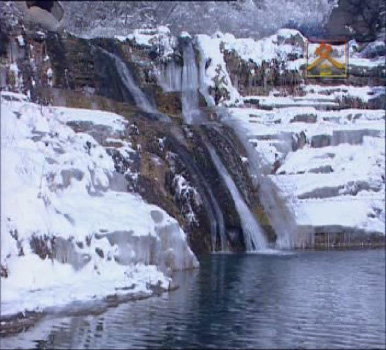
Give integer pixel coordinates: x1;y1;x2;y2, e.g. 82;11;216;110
195;34;242;107
54;107;128;132
115;26;175;58
222;29;305;68
46;67;53;87
1;93;198;317
16;35;25;47
9;62;22;90
180;31;191;39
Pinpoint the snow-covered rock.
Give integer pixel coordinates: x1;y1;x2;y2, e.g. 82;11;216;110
115;26;176;58
172;174;202;225
0;92;198;317
193;28;385;248
225;84;385;248
195;28;385;105
195;34;242;107
221;29;306;69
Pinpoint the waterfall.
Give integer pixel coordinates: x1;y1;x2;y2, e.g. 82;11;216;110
219;109;299;249
99;48;169;122
205;141;268;251
157;40;201;124
167;136;227;251
181;41;201;124
157;60;182;93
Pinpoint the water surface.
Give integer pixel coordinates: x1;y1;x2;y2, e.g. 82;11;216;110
1;250;385;349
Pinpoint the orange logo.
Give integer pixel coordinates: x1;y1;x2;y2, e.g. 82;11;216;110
306;41;347;78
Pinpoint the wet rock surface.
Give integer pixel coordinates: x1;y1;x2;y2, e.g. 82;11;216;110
1;20;384;256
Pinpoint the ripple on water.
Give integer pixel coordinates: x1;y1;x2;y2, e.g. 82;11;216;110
246;248;295;255
1;250;385;349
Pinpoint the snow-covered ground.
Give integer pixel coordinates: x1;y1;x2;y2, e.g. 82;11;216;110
0;92;198;318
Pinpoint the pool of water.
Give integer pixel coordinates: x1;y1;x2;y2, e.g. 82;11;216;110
1;250;385;349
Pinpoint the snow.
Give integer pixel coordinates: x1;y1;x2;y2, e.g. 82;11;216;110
306;40;385;68
1;257;167;317
46;67;53;87
295;196;385;233
172;174;202;225
277;139;385;178
1;93;198;317
35;31;46;39
225;86;385;247
221;29;305;68
195;29;385;109
53;106;128;132
228;106;384;146
243;84;383;108
195;34;242;107
302;84;385;103
1;91;29;102
115;26;175;58
180;31;191;39
16;35;25;47
194;28;385;107
349;56;386;68
244;95;339;108
271;169;383;200
9;62;22;90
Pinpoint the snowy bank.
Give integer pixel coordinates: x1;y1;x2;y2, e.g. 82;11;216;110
0;92;198;318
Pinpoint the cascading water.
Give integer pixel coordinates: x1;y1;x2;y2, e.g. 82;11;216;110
100;46;228;251
205;141;268;251
157;40;267;251
219;108;300;249
181;41;201;124
99;48;169;122
167;135;227;252
157;39;201;124
157;60;182;93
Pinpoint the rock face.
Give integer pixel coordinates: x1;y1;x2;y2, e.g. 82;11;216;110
223;44;303;97
1;12;384;253
2;21;263;254
187;128;245;250
11;1;65;32
1;23;180;117
325;0;385;42
195;29;386;105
